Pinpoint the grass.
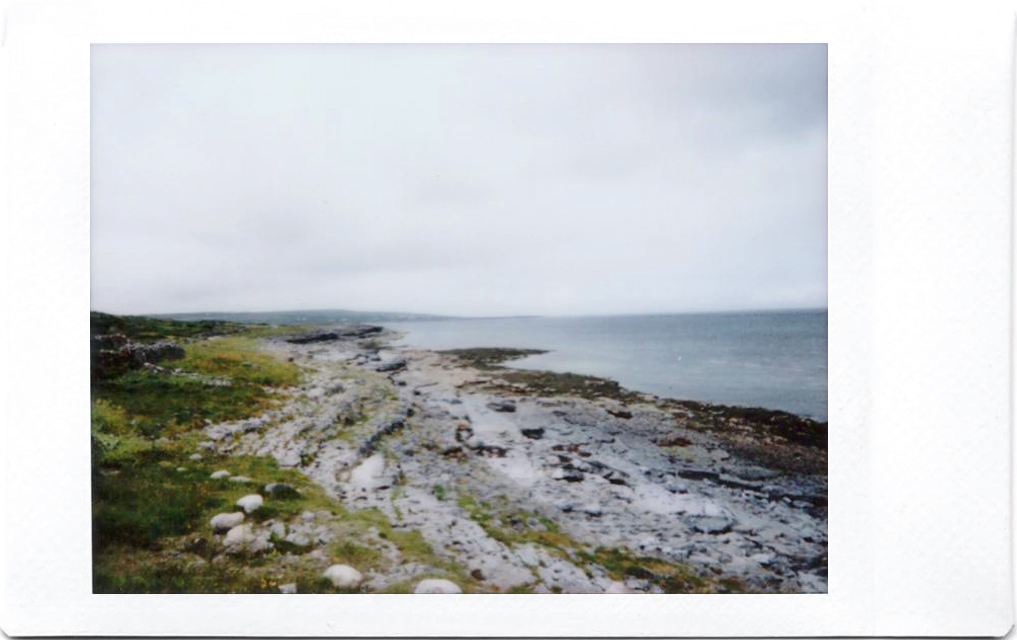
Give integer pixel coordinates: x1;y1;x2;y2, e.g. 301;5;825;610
91;436;348;593
91;324;318;592
178;336;301;386
90;311;247;343
91;310;318;343
92;336;301;434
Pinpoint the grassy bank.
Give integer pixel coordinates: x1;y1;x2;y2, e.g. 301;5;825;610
91;314;313;591
90;313;481;593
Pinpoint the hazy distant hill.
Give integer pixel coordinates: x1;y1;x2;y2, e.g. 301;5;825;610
150;309;452;326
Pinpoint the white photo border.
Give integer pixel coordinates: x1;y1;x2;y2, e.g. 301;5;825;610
1;0;1013;636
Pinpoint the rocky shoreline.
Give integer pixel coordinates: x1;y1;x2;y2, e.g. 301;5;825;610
196;325;827;593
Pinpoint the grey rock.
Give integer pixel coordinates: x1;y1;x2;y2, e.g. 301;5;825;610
687;515;734;534
487;400;516;413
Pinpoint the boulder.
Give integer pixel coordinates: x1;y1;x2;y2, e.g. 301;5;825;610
210;470;230;480
189;453;202;461
521;428;544;439
323;564;363;588
278;583;298;594
413;578;462;594
285;331;340;344
487;400;516;413
229;475;255;484
223;524;272;555
236;494;264;514
210;512;245;532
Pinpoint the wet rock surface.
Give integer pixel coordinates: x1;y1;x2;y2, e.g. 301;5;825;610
202;327;828;593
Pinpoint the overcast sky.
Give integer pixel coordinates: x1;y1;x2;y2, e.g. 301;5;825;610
91;44;827;317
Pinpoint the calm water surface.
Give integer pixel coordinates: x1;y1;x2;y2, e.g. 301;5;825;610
383;310;827;421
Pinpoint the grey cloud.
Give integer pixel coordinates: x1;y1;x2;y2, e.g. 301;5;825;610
91;44;826;317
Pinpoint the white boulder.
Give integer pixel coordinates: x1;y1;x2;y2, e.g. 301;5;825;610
323;564;363;588
413;578;462;594
222;524;271;555
278;583;298;594
236;494;264;513
210;470;230;480
210;512;245;532
189;453;202;461
229;475;255;484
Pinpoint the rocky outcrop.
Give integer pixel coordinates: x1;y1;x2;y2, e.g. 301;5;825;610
198;332;827;593
284;325;384;344
90;333;185;381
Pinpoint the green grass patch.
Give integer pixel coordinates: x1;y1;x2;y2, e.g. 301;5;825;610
91;311;246;343
178;337;301;386
94;371;275;432
92;335;301;433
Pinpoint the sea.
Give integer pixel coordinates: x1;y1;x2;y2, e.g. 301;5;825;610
383;310;827;422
